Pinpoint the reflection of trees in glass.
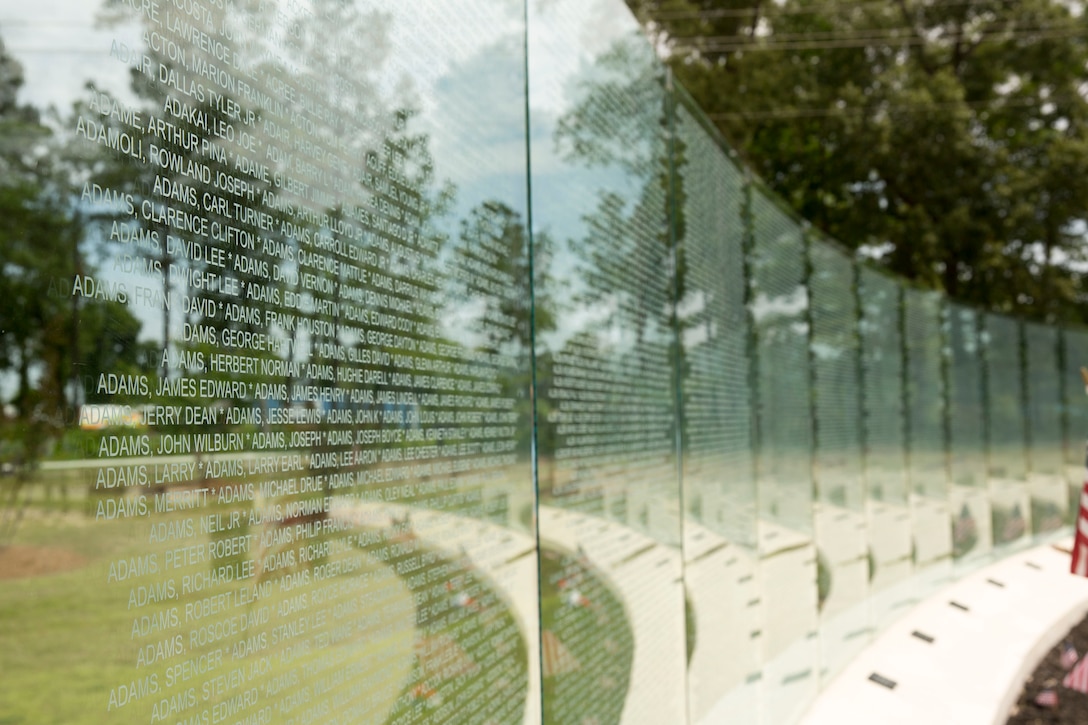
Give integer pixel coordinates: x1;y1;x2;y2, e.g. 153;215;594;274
85;0;536;536
984;314;1027;480
903;288;947;498
945;305;987;489
748;193;813;528
0;36;154;534
449;200;552;459
536;33;681;537
454;202;550;355
87;0;293;450
807;240;863;508
857;267;907;504
85;1;454;460
553;36;678;352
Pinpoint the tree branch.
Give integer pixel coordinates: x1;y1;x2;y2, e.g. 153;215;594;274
894;0;938;75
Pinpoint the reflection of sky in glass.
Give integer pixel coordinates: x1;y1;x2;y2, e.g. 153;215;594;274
5;0;530;350
6;0;646;350
528;0;658;350
0;1;1079;722
3;1;140;110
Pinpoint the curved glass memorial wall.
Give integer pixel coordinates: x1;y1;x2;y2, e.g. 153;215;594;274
2;2;539;723
903;288;953;596
0;1;1084;723
857;267;914;631
985;313;1032;550
528;2;685;722
1025;322;1067;534
672;86;760;722
945;303;993;571
808;239;868;682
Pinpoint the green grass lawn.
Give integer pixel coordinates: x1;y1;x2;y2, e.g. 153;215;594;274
1;464;531;724
539;544;635;725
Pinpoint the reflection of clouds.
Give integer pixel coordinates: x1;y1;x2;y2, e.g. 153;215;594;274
441;296;487;349
423;30;528;220
540;295;615;352
528;0;641;117
385;0;521;96
750;286;807;324
4;0;140;112
682;323;709;349
811;341;845;361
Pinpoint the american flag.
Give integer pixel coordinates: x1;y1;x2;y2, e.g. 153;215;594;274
1034;689;1059;709
1072;481;1088;576
1064;654;1088;694
1062;642;1079;671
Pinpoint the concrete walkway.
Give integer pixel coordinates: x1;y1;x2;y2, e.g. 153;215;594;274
801;537;1088;725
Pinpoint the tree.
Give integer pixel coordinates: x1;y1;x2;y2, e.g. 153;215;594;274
449;201;555;458
0;35;158;538
629;0;1088;323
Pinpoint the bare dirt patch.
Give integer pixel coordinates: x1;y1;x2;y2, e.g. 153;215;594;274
0;544;88;579
1007;610;1088;724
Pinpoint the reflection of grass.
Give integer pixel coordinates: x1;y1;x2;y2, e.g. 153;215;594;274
685;593;696;667
1;467;85;521
3;441;535;721
993;503;1027;545
540;544;634;725
952;504;979;559
1;472;417;724
816;550;831;611
0;516;141;723
1031;497;1065;535
380;529;529;725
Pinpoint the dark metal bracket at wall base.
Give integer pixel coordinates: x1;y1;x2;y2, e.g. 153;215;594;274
868;673;898;689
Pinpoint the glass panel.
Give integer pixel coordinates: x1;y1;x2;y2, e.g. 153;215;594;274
857;269;913;627
0;2;538;724
1062;327;1088;508
903;287;952;593
1024;322;1067;533
807;240;868;680
6;0;1087;722
984;314;1031;547
528;2;688;722
945;304;992;569
673;89;760;723
747;188;817;722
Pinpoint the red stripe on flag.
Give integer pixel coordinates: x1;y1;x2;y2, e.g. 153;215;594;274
1070;481;1088;577
1064;655;1088;693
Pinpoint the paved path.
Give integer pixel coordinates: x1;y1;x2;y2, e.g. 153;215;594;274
802;536;1088;725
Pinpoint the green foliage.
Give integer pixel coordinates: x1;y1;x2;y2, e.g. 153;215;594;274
631;0;1088;323
0;37;153;479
